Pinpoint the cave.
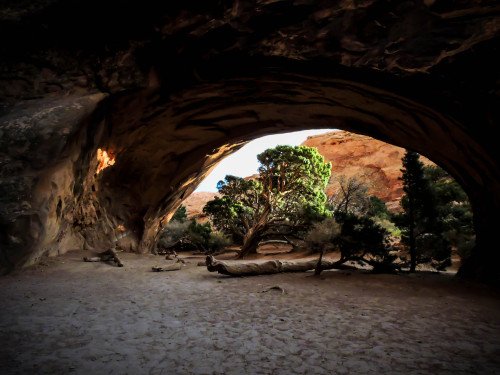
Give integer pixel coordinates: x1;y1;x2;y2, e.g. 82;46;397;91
1;0;499;283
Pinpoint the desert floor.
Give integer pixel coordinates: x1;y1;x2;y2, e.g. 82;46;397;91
1;250;500;375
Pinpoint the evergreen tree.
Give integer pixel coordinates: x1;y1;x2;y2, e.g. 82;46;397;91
368;196;389;219
424;165;475;261
395;150;451;272
204;145;331;258
171;204;188;222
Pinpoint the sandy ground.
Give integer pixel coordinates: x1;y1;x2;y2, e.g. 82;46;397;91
1;250;500;375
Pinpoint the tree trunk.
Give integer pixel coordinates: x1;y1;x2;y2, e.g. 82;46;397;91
237;226;266;259
237;206;272;259
206;255;343;276
206;255;397;277
314;248;324;275
238;233;260;258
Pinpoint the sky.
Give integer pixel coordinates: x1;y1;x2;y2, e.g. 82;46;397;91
195;129;338;192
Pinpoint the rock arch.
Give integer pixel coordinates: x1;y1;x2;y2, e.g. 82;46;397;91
0;1;499;282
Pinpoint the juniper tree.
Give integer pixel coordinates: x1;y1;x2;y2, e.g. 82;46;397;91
204;145;331;258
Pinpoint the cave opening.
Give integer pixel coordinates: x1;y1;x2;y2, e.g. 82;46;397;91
0;0;498;285
64;73;493;281
0;73;495;283
174;128;475;274
1;1;499;372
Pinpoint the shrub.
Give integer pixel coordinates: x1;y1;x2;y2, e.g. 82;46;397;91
368;196;389;219
305;218;341;253
372;217;401;237
158;220;190;248
334;212;397;271
208;231;233;253
187;219;212;252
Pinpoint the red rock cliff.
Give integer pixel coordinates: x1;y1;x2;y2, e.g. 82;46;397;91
302;131;433;212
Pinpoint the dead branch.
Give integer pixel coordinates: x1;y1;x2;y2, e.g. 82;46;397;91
258;240;289;246
152;263;183;272
83;247;123;267
259;286;286;294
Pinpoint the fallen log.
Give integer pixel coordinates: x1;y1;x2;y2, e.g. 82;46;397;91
83;247;124;267
152;257;186;272
205;255;341;276
152;263;183;272
165;251;178;260
258;240;289;246
100;248;124;267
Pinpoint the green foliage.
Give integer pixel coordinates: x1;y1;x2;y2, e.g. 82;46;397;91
334;212;395;266
399;151;438;226
300;199;332;223
368;196;389;219
414;233;451;270
394;151;468;271
303;211;397;273
257;145;331;195
256;145;332;220
203;185;251;239
158;217;233;253
171;204;188;222
208;231;233;253
157;204;190;248
372;216;401;237
204;145;332;257
323;175;397;271
305;218;341;252
187;219;212;251
423;165;474;255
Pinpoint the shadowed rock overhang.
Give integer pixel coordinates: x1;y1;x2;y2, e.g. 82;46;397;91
0;0;499;282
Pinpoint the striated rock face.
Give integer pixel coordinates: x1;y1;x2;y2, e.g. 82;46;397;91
195;131;431;214
302;131;433;211
0;1;499;282
183;192;219;222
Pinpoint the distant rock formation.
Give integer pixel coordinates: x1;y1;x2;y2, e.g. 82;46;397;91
190;131;433;215
183;192;219;221
302;131;433;212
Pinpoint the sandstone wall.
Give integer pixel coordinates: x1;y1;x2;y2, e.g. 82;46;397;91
302;131;434;211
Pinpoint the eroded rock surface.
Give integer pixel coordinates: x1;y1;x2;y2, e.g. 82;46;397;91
302;130;434;211
0;0;499;281
183;192;219;222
